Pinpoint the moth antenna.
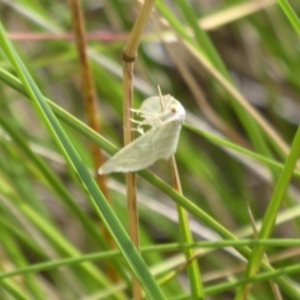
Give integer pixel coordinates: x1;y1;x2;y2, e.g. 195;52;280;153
157;85;164;111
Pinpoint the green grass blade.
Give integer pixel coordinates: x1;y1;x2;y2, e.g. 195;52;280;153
235;123;300;299
278;0;300;36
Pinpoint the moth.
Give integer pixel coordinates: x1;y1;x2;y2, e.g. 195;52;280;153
98;94;185;174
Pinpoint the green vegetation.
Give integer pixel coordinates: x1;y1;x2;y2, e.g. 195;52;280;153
0;0;300;299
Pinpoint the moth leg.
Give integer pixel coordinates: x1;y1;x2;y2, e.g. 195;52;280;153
137;126;145;135
127;118;145;135
125;107;151;116
131;108;160;117
131;106;166;128
130;126;145;135
130;117;145;124
123;126;144;135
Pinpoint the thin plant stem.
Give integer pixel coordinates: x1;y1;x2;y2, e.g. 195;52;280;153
170;155;204;299
234;122;300;299
157;83;203;297
68;0;117;281
247;204;282;300
122;0;156;298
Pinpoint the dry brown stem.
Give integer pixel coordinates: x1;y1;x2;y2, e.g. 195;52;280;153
68;0;118;282
122;0;156;298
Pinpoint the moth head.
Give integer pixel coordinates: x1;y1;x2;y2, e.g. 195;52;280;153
172;102;185;123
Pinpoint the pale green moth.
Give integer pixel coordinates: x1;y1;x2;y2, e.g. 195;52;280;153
98;94;185;174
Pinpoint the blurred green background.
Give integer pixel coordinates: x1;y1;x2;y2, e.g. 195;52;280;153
1;0;300;299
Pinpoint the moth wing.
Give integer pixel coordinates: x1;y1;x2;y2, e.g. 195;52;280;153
98;120;182;174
